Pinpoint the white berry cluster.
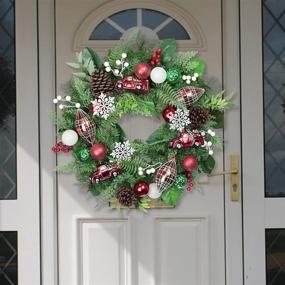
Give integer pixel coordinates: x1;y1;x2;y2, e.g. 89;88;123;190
53;95;80;109
138;166;155;176
201;129;216;155
182;73;199;84
104;53;129;78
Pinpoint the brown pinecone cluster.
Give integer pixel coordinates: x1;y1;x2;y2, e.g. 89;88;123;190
116;184;138;207
91;70;114;97
189;108;209;129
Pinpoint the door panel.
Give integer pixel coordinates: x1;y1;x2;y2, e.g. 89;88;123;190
54;1;232;284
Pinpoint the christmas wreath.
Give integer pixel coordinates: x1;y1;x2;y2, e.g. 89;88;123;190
52;34;231;211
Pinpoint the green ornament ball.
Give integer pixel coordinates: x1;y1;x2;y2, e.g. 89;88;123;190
78;148;90;162
174;175;188;190
166;68;181;84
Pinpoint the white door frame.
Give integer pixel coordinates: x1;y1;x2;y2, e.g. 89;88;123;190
0;0;41;284
38;1;243;284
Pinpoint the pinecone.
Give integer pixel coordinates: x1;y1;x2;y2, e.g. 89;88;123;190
116;184;138;207
189;108;209;129
91;70;114;97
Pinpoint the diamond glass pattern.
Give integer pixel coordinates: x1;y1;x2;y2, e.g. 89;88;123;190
266;229;285;285
89;8;190;40
0;231;17;285
263;0;285;197
0;0;16;199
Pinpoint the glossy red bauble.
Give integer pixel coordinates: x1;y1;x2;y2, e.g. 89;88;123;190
90;143;107;160
182;155;198;171
134;181;149;197
162;106;176;122
134;62;151;79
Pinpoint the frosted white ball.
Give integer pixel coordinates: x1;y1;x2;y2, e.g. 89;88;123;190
116;60;121;65
65;96;71;101
104;61;109;67
62;130;78;146
53;98;58;104
148;183;162;199
121;53;127;58
105;66;111;72
209;150;214;155
150;67;167;84
75;103;81;108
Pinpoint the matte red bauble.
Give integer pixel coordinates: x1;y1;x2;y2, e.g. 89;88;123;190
162;106;176;122
134;181;149;197
134;62;151;79
90;143;107;160
182;155;198;171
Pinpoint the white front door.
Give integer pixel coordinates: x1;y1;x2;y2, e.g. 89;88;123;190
40;1;243;284
0;0;40;284
241;1;285;284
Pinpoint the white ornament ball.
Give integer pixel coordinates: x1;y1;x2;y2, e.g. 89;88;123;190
116;60;121;65
121;53;127;58
53;98;58;104
61;130;78;146
75;103;81;108
104;62;109;67
105;66;111;72
209;150;214;155
148;183;162;199
150;67;167;84
57;95;62;100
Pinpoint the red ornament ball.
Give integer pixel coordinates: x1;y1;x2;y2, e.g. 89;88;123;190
134;181;149;197
182;155;198;171
162;106;176;122
134;62;151;79
90;143;107;160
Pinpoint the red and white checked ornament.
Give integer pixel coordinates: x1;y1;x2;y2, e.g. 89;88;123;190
75;109;96;144
179;87;205;109
155;157;177;193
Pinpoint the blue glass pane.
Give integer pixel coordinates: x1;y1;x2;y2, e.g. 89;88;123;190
263;0;285;197
0;231;18;285
142;9;168;29
0;0;16;200
157;19;190;40
266;229;285;285
89;21;122;40
109;9;136;30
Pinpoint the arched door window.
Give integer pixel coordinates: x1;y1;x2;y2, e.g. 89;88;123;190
89;9;190;41
73;1;206;52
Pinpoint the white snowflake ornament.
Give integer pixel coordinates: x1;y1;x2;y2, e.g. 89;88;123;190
169;108;191;132
110;140;135;161
91;92;115;120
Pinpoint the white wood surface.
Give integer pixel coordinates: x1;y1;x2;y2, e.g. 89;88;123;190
240;0;266;284
38;0;243;284
0;0;41;284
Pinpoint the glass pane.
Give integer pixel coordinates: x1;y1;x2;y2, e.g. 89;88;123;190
263;0;285;197
89;20;122;40
0;231;18;285
157;18;190;40
0;0;16;200
142;9;168;29
266;229;285;285
109;9;136;30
